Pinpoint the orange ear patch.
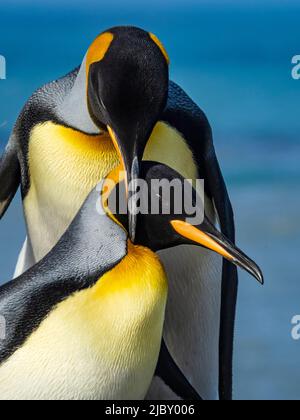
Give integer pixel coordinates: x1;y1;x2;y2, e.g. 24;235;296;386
149;33;170;65
86;32;114;78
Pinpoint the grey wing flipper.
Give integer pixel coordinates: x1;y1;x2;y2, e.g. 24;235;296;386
0;136;21;218
155;339;203;401
203;149;238;401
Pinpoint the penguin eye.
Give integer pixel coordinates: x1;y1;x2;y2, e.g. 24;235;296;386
154;192;171;213
155;193;166;207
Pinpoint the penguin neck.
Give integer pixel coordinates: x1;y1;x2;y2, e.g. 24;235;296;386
0;192;129;368
57;55;100;135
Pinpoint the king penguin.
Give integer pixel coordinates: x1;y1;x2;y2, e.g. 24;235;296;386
0;162;262;400
0;165;170;401
0;26;256;399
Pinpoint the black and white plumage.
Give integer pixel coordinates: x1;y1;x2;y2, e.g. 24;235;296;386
0;26;261;400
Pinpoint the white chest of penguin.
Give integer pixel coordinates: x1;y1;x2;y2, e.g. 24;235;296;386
0;245;168;400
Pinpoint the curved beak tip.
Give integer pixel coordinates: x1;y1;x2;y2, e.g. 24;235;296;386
235;256;264;285
255;268;264;286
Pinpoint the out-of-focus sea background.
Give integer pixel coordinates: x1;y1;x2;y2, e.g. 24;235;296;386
0;0;299;400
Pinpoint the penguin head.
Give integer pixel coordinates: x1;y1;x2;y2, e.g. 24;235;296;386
137;162;264;284
103;162;263;284
86;26;169;238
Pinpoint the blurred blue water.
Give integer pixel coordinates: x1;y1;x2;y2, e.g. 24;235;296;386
0;1;299;400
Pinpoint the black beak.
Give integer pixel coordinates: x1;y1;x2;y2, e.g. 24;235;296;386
107;126;146;242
